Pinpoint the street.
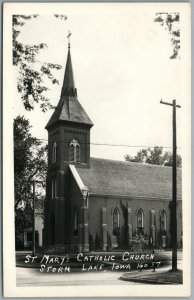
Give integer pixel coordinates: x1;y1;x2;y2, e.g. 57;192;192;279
16;268;140;286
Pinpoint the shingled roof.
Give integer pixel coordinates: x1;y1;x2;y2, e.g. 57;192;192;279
46;47;93;129
75;158;182;200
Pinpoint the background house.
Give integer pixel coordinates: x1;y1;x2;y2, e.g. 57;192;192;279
16;209;44;251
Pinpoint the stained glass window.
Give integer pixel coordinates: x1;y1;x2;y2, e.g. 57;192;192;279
160;210;167;231
137;208;144;228
113;207;120;235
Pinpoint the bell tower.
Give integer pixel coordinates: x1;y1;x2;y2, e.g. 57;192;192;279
44;35;93;247
45;36;93;170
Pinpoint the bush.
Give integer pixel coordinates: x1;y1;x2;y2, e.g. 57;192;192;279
130;234;149;252
128;233;132;248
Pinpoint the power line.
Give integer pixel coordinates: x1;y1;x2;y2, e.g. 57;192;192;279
35;138;181;149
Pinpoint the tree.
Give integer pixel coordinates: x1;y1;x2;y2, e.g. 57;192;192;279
154;12;180;59
14;116;47;240
13;14;67;112
125;146;182;167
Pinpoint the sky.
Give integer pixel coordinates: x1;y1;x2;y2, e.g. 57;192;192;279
13;4;183;161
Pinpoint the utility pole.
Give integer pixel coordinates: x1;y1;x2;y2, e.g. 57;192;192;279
160;99;181;271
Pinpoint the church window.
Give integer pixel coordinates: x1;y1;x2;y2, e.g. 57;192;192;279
160;210;167;231
51;178;54;199
54;176;57;198
52;142;57;163
137;208;144;228
75;145;80;162
113;207;120;235
69;144;74;161
51;176;57;199
69;139;80;163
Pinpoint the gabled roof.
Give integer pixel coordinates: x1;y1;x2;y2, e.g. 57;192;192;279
75;157;182;200
46;47;93;129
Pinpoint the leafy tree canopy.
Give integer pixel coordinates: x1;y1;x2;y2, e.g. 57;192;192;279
154;12;180;59
13;14;67;112
125;146;182;167
14;115;47;213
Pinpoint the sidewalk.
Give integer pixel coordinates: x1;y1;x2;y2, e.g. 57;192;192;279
120;268;183;284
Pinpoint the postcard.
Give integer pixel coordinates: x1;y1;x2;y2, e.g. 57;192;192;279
3;2;191;297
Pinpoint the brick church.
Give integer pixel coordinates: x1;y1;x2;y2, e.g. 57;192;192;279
44;41;182;253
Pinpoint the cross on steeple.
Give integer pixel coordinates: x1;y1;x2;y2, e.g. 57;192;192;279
67;30;72;48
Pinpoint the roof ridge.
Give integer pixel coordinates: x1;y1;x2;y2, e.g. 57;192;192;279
90;157;182;170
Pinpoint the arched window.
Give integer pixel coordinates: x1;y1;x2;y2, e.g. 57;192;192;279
51;176;57;199
54;176;57;198
137;208;144;228
51;178;54;199
113;207;120;235
69;144;74;162
160;210;167;231
69;139;80;163
75;145;80;162
52;142;57;163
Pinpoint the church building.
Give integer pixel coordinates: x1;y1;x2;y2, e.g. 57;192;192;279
44;41;182;253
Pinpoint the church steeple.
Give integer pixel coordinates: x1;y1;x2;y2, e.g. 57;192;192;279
45;34;93;169
45;37;93;130
61;45;77;97
44;34;93;250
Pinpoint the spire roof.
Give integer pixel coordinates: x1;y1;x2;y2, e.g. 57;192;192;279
46;43;93;129
61;47;76;97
